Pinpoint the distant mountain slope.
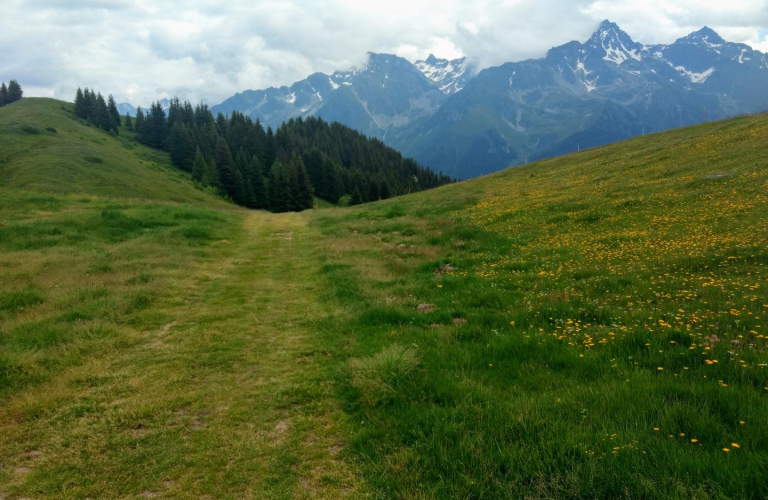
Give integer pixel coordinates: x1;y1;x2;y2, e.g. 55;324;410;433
394;21;768;178
0;98;228;205
211;53;447;139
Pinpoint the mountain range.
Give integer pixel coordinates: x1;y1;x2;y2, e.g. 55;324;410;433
126;21;768;179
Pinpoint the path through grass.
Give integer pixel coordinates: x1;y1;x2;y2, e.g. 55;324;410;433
0;198;363;499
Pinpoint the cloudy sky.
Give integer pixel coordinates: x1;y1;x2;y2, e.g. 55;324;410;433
3;0;767;107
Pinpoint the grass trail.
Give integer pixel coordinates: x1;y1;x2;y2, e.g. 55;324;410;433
1;210;363;499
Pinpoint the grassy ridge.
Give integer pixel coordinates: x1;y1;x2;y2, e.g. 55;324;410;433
313;113;768;498
0;98;226;206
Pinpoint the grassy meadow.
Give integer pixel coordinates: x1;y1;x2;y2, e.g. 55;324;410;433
312;113;768;499
1;98;767;499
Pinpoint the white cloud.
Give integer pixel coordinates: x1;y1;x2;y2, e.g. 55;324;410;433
1;0;766;107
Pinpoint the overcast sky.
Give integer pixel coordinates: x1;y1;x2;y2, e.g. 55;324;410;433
3;0;767;107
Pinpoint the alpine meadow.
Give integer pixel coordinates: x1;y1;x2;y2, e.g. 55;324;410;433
2;5;768;500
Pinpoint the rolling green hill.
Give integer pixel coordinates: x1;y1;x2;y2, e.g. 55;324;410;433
0;98;766;499
0;98;228;206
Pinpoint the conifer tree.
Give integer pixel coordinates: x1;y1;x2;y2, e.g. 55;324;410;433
250;157;269;210
125;114;133;131
74;88;86;117
368;179;380;202
295;157;314;210
107;94;120;130
94;93;114;132
7;80;22;103
349;188;364;206
379;180;391;200
192;147;209;185
134;107;146;139
268;160;291;212
169;122;194;171
214;136;237;199
0;82;7;106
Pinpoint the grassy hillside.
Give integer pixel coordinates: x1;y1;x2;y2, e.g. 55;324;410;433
0;98;228;206
313;113;768;499
0;100;766;499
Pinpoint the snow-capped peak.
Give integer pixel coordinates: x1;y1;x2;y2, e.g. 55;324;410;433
414;55;472;94
589;20;643;65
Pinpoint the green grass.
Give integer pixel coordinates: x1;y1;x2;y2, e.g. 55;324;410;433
1;98;767;499
312;113;768;499
0;98;227;206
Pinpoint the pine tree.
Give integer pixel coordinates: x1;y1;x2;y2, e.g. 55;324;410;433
74;88;86;117
268;161;291;213
125;114;133;131
107;94;120;130
214;137;237;199
295;157;314;210
192;147;208;185
169;122;194;171
349;187;364;206
250;157;269;210
0;82;7;107
94;93;114;132
7;80;22;103
379;180;391;200
134;107;146;139
368;179;380;202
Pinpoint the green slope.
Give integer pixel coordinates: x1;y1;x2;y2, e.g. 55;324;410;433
313;112;768;499
0;98;228;206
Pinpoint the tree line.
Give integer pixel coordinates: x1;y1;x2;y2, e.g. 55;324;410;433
74;88;121;135
74;91;453;211
0;80;23;107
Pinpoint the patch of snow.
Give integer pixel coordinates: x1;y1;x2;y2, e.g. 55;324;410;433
670;64;715;83
328;78;339;90
738;49;751;64
342;81;352;86
286;92;296;104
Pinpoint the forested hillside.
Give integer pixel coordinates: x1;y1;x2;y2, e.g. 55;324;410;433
75;89;451;212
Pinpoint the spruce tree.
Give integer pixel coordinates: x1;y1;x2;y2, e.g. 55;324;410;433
368;179;380;202
107;94;120;130
94;93;114;132
327;164;345;203
295;157;315;210
134;107;146;140
0;82;7;106
192;147;208;185
268;161;291;213
169;122;194;171
250;157;269;210
74;88;86;117
7;80;22;103
349;187;364;206
379;180;391;200
214;137;237;199
125;114;133;131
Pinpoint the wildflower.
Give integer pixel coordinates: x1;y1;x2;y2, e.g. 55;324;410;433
658;367;664;371
723;448;730;453
732;443;740;448
653;427;660;431
691;439;698;443
739;421;746;425
510;321;515;325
